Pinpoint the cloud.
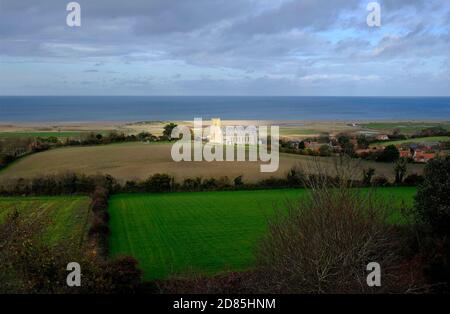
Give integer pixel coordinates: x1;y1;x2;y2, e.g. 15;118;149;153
0;0;449;95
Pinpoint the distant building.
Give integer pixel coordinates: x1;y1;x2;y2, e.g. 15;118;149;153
413;151;436;163
209;118;223;144
208;118;258;145
399;150;412;158
375;134;389;141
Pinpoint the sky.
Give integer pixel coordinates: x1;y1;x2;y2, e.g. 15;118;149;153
0;0;449;96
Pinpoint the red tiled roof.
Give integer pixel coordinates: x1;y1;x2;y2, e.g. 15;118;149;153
399;150;411;158
414;152;435;160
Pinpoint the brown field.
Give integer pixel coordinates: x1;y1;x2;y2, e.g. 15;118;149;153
0;142;424;183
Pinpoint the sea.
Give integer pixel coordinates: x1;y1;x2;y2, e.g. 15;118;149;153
0;96;450;123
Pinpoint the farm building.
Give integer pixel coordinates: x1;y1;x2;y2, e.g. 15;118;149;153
376;134;390;141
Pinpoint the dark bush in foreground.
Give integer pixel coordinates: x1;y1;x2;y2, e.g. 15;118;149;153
415;156;450;237
253;187;423;293
0;212;142;294
103;256;144;294
414;156;450;292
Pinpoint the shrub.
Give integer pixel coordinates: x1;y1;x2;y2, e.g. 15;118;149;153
253;186;415;293
372;176;390;187
89;217;110;236
143;173;173;192
182;177;201;191
412;157;450;292
216;176;231;189
103;256;143;294
286;166;305;187
201;178;217;190
233;175;244;187
96;210;110;223
0;153;15;167
258;177;287;188
357;135;371;149
362;168;375;186
415;156;450;237
0;211;143;293
0;173;117;196
377;145;400;162
318;144;332;156
163;123;178;140
403;174;424;186
124;180;139;192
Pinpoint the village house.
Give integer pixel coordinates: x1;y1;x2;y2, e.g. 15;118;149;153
413;151;436;163
375;134;389;141
399;150;412;159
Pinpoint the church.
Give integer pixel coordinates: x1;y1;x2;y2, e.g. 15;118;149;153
208;118;258;145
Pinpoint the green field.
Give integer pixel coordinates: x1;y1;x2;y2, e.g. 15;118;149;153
361;122;450;134
0;131;86;139
371;136;450;147
0;196;91;248
108;187;416;280
279;128;319;136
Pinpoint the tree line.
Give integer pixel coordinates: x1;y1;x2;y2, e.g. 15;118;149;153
0;164;425;197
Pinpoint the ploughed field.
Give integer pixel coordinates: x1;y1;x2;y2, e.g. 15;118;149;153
108;187;416;280
0;142;424;183
0;196;91;249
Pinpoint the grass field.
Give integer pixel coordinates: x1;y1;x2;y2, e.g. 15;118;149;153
279;128;319;136
0;196;91;249
370;136;450;147
0;142;425;183
108;187;416;280
361;122;450;134
0;131;86;138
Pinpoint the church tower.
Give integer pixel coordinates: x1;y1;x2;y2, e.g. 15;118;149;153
209;118;223;144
